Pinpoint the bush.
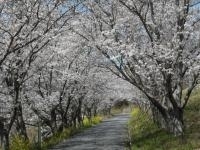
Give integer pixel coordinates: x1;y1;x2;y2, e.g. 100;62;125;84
83;116;103;128
129;97;200;150
9;116;103;150
128;108;157;140
10;135;31;150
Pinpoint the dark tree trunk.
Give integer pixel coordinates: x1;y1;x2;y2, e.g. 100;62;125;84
77;98;83;126
14;84;28;140
151;105;166;128
50;107;58;134
62;96;72;128
165;108;184;136
151;105;184;136
93;107;97;117
8;93;28;142
15;102;28;140
4;132;9;150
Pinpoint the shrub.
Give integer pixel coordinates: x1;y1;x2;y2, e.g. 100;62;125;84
83;116;103;128
10;135;31;150
41;127;73;150
129;100;200;150
128;107;157;139
9;115;103;150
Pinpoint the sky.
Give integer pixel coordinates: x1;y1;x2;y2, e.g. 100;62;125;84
191;0;200;8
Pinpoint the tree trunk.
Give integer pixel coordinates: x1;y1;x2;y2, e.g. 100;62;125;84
93;105;97;116
165;108;184;136
151;105;166;128
4;132;9;150
77;98;83;126
50;108;58;134
152;106;184;136
16;102;28;140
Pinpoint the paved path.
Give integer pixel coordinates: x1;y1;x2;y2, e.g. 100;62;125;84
49;114;130;150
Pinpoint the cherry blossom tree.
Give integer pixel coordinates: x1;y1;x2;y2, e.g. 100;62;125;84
0;0;83;148
0;2;199;148
20;28;110;137
70;0;200;135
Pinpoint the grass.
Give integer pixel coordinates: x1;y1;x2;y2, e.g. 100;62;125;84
9;116;103;150
128;88;200;150
111;105;133;115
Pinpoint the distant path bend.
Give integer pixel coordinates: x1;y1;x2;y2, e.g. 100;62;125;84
49;114;130;150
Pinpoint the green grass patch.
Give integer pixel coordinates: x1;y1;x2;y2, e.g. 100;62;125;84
128;88;200;150
10;135;31;150
83;116;102;127
111;105;133;115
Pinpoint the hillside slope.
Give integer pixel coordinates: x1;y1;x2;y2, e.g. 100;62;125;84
128;88;200;150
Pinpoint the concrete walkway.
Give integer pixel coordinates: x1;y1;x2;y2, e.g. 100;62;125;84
49;114;130;150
